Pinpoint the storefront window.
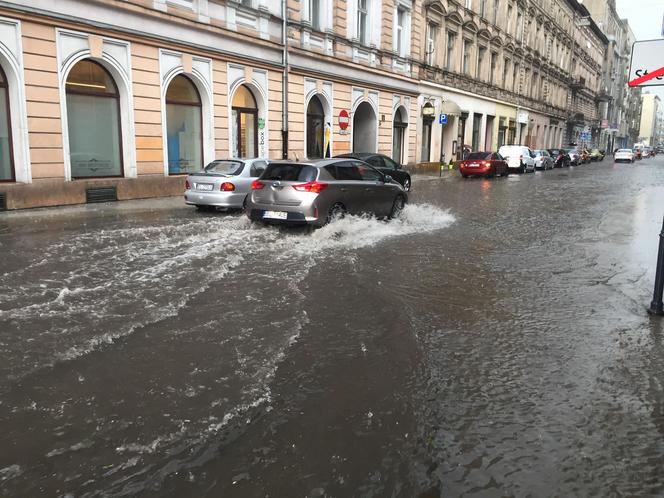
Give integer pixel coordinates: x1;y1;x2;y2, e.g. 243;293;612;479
0;66;14;182
65;60;122;178
306;96;325;159
166;75;202;174
232;85;258;158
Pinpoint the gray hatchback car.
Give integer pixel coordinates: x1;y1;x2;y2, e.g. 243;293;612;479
246;159;407;226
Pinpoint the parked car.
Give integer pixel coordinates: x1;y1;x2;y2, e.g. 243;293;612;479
563;148;581;165
614;149;635;163
589;149;604;161
532;149;554;170
497;145;536;173
185;158;267;211
246;159;407;227
335;153;412;191
458;152;508;178
547;148;571;168
643;146;653;158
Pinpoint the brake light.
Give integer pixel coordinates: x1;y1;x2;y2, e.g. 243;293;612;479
220;182;235;192
185;180;190;189
292;181;328;194
483;161;491;167
251;180;265;190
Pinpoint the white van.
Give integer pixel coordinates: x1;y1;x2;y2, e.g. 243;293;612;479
498;145;536;173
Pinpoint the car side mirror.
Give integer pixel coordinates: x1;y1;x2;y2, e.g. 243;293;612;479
384;175;393;183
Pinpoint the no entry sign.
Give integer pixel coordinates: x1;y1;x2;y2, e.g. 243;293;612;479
628;39;664;87
338;109;350;130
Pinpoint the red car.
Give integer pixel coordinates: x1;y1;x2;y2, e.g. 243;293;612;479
459;152;509;178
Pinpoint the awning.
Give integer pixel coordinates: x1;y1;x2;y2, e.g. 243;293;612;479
440;99;461;116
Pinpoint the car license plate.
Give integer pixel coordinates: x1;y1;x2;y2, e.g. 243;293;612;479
263;210;288;220
196;183;213;191
468;163;479;167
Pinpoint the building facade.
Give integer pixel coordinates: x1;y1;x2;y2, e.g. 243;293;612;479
638;93;661;146
0;0;625;210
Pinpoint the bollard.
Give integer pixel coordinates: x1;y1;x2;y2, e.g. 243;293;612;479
649;215;664;316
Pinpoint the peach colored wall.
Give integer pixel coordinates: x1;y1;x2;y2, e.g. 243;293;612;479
131;43;163;175
212;60;229;158
287;74;304;158
22;21;64;180
332;82;352;156
267;70;283;159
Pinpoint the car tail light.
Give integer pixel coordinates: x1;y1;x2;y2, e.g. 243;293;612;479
251;180;265;190
483;161;491;167
292;181;328;194
185;180;190;190
220;182;235;192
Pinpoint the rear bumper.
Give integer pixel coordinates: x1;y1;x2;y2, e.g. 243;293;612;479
246;201;323;226
184;190;245;207
459;165;492;176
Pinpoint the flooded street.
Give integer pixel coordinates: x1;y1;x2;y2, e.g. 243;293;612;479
1;158;664;497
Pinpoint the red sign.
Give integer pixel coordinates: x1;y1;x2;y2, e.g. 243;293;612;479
601;119;609;129
338;110;350;130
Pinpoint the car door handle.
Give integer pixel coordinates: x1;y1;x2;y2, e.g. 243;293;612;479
340;187;347;192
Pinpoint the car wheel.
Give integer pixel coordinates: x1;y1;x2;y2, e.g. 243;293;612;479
462;174;469;178
519;164;525;174
196;205;211;212
327;202;346;224
402;176;411;191
389;195;406;219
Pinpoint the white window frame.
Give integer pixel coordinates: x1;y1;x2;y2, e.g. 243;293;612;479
393;3;411;58
446;31;456;71
426;22;438;66
357;0;369;45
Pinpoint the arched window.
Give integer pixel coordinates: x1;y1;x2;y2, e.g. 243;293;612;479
352;102;376;153
232;85;258;158
0;65;14;182
306;95;325;159
166;75;202;174
392;107;407;164
65;60;123;178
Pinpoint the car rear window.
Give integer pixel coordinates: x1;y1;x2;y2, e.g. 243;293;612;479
467;152;492;160
618;149;632;153
204;160;244;175
261;163;317;182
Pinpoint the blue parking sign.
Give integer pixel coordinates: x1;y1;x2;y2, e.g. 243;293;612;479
439;113;448;125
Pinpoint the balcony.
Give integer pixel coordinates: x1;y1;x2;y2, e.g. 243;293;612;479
570;77;585;90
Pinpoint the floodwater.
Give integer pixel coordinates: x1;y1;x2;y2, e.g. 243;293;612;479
1;158;664;497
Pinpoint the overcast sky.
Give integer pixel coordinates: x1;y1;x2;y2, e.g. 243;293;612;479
614;0;664;99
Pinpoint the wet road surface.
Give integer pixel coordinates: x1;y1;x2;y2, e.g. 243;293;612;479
1;157;664;497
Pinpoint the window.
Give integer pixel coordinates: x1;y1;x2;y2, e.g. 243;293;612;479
493;0;499;24
507;4;513;34
462;39;471;74
0;65;14;182
517;12;523;40
357;163;382;181
309;0;321;31
465;0;472;8
395;7;407;57
306;95;325;159
446;31;456;71
65;60;123;178
480;0;487;18
232;85;258;158
503;58;509;87
426;23;438;66
472;114;482;151
249;160;267;177
477;46;486;79
166;75;202;174
358;0;368;45
490;52;497;84
512;63;519;92
392;107;407;163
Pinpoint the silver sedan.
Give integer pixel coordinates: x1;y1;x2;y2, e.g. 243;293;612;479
184;158;268;210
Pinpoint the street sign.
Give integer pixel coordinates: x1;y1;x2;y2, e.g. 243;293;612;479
628;39;664;87
338;109;349;130
439;113;448;125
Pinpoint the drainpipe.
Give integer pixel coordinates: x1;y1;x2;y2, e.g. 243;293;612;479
282;0;289;159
